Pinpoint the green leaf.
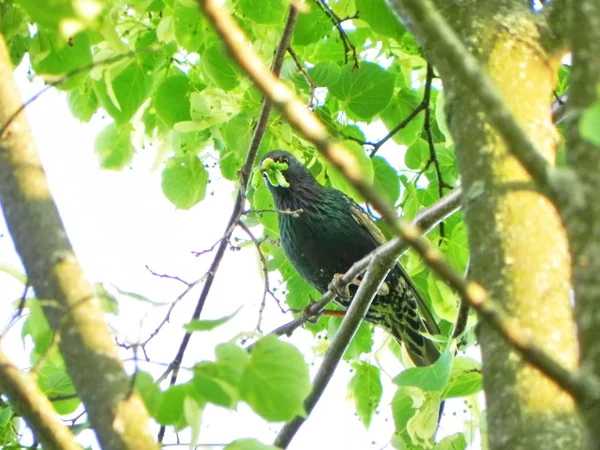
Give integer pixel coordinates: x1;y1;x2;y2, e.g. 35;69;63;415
161;155;209;209
215;342;250;385
0;4;26;39
426;275;459;323
202;43;241;91
406;392;441;446
325;141;373;203
393;350;453;391
94;62;149;124
23;299;53;355
184;397;203;448
16;0;105;31
67;84;98;122
435;90;453;145
156;384;191;427
184;308;240;332
222;114;253;158
240;335;311;422
0;263;26;285
391;386;417;433
36;359;79;415
134;372;163;417
444;357;482;399
32;30;93;90
236;0;287;24
445;221;469;273
293;6;332;45
355;0;405;40
348;362;382;428
94;283;119;315
434;433;467;450
380;89;425;146
329;63;395;120
372;156;400;205
8;34;29;67
154;74;192;127
580;102;600;146
94;123;134;170
404;137;429;170
173;2;213;52
0;407;12;427
308;61;341;88
224;438;280;450
193;362;239;408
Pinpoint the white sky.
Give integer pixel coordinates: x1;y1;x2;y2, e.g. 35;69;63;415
0;60;480;449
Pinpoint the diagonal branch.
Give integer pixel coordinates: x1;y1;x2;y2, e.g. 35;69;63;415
0;349;79;450
385;0;562;201
157;5;299;443
198;0;600;405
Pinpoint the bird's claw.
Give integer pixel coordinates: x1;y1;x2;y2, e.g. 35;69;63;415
328;273;351;299
329;274;390;297
301;301;321;323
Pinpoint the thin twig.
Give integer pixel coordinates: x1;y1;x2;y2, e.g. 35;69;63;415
236;220;279;331
370;92;429;157
420;65;449;240
313;0;359;67
287;46;317;108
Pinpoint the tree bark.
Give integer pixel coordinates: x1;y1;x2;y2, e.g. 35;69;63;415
388;1;584;448
0;36;157;449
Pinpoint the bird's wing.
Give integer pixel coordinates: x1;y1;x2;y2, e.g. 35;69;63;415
347;197;441;337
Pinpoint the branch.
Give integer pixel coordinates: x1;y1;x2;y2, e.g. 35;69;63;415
274;238;396;448
385;0;561;201
0;36;157;449
369;84;429;156
157;5;299;442
198;0;600;405
0;349;79;450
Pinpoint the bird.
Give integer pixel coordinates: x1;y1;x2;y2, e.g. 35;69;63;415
260;149;441;367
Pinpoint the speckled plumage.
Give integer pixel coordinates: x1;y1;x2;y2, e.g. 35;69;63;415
262;150;440;367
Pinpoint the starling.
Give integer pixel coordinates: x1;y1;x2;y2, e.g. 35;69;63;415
261;150;441;367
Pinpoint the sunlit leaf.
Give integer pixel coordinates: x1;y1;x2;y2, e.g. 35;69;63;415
329;63;395;120
393;350;453;391
348;362;382;428
240;335;310;422
161;155;209;209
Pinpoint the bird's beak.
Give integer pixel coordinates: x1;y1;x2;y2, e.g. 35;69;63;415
261;158;290;188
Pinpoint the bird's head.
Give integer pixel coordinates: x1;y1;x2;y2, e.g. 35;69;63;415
260;150;317;191
260;150;320;210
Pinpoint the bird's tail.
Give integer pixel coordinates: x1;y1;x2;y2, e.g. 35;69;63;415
391;297;441;367
387;265;441;367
